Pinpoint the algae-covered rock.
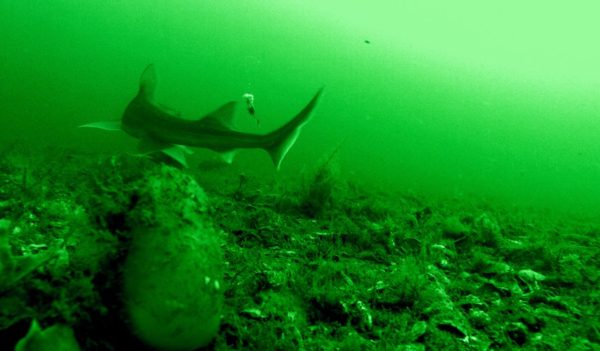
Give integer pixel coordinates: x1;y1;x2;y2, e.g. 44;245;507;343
558;254;584;285
474;213;502;246
441;216;470;240
122;165;224;350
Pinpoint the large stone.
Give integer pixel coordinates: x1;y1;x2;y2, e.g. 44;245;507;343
122;165;224;350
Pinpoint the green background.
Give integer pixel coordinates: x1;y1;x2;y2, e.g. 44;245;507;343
1;0;599;215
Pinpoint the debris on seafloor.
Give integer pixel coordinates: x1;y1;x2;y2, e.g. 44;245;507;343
0;219;58;293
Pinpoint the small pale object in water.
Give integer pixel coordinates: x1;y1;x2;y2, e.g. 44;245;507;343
242;93;258;124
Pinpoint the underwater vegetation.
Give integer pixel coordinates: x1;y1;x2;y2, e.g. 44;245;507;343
0;147;599;350
298;142;345;218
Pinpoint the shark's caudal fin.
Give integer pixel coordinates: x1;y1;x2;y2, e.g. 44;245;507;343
266;88;323;170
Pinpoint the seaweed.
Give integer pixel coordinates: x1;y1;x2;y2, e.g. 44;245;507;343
0;147;599;350
299;142;345;218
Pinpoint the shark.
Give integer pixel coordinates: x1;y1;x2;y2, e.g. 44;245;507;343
80;64;323;169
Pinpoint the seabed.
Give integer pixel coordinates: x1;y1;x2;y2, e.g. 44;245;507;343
0;146;598;350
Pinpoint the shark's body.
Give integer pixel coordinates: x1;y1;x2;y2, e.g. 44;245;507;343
82;64;322;168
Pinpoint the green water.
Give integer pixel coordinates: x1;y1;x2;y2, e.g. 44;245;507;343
2;1;600;216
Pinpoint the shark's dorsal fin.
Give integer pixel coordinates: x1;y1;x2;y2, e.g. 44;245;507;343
139;64;157;99
156;102;182;117
195;102;237;130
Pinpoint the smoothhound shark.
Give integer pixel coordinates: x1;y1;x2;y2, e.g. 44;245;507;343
81;64;323;168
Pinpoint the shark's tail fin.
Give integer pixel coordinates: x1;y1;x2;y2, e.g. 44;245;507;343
265;88;323;170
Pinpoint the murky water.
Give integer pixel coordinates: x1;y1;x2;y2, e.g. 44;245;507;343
1;1;599;216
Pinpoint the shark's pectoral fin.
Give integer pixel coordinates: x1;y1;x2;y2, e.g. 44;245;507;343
137;138;171;154
79;121;122;131
161;147;189;168
137;138;190;167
